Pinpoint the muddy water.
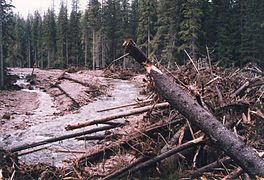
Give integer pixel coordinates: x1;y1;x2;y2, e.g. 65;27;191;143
1;77;144;167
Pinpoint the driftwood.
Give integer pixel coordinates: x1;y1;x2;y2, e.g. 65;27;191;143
54;84;80;108
102;156;148;180
122;136;204;176
231;81;249;98
75;135;106;141
59;75;91;88
10;125;118;152
246;67;264;76
97;99;153;112
78;119;182;166
55;149;86;154
123;39;264;177
186;156;232;178
17;146;48;156
222;167;244;180
66;102;169;131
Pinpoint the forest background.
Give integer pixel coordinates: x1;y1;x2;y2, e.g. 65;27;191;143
0;0;264;86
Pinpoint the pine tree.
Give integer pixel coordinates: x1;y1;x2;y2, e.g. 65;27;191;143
26;15;32;68
81;9;90;67
57;1;69;68
32;11;42;67
88;0;101;70
12;15;26;67
69;0;82;66
178;0;203;60
130;0;138;41
137;0;157;57
43;8;56;68
240;0;264;67
0;1;4;88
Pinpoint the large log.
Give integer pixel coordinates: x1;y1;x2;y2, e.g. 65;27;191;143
10;125;118;152
65;102;169;131
122;39;264;177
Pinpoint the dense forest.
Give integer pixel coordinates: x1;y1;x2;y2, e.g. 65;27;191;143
1;0;264;71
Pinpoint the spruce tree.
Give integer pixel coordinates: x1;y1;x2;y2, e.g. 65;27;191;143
137;0;157;57
88;0;101;70
43;8;56;68
178;0;203;60
57;1;69;68
69;0;82;66
81;9;90;67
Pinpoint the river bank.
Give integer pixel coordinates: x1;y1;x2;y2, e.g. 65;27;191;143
0;68;146;167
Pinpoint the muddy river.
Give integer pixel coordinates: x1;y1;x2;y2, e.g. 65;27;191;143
0;76;144;167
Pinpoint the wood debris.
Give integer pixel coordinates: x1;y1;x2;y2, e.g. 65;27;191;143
2;44;264;179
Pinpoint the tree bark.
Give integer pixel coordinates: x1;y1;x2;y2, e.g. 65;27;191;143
0;3;4;89
122;39;264;177
92;28;96;70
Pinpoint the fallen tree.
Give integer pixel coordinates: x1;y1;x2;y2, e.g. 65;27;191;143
122;39;264;177
10;125;119;152
65;102;169;131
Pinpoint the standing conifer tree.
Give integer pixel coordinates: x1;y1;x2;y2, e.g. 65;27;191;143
178;0;203;60
43;8;56;68
88;0;101;70
57;0;69;68
69;0;82;66
137;0;157;57
0;1;4;89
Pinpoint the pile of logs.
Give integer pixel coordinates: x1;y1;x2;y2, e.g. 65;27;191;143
3;40;264;179
67;40;264;179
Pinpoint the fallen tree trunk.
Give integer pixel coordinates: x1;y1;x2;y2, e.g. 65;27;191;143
54;84;80;108
10;125;118;152
97;99;153;112
123;39;264;177
66;102;169;131
122;136;204;176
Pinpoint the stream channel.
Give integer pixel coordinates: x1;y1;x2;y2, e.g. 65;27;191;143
0;74;145;167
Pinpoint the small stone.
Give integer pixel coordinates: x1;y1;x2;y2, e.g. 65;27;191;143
2;113;11;120
26;112;34;115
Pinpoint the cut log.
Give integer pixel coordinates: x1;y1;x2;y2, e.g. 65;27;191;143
10;125;118;152
66;102;169;131
97;99;153;112
123;39;264;177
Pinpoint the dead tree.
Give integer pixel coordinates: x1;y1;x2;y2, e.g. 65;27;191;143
122;39;264;177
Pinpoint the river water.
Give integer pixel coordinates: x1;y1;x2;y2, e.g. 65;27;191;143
0;76;144;167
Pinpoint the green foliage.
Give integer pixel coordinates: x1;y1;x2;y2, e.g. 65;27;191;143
2;0;264;69
137;0;158;55
56;1;68;68
68;0;82;66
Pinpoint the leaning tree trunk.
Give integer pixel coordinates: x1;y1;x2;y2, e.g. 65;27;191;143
122;39;264;177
